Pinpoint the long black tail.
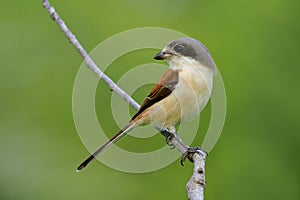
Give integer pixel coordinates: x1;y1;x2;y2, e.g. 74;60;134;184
76;122;135;172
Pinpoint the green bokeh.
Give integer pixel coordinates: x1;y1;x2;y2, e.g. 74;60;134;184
0;0;299;199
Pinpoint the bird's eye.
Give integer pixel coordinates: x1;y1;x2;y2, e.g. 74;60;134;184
174;44;184;53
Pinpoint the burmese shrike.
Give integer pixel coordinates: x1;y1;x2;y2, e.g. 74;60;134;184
77;37;217;172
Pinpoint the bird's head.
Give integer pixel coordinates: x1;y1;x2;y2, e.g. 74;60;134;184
154;37;216;73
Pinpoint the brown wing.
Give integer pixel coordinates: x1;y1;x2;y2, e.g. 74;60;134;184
131;69;179;121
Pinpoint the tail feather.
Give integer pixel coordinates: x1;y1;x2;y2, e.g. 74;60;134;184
76;122;136;172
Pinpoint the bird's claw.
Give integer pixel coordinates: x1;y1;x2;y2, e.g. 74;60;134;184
166;134;175;149
160;129;176;149
180;147;205;166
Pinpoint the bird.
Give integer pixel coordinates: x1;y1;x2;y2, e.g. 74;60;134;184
76;37;217;172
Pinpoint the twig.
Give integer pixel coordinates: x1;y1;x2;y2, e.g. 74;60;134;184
42;0;139;110
42;1;207;199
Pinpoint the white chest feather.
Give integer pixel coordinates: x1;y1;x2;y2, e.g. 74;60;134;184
147;58;214;128
170;58;214;122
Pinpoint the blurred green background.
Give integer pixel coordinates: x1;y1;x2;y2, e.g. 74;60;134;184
0;0;299;199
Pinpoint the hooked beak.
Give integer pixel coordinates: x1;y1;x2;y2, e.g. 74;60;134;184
153;51;172;60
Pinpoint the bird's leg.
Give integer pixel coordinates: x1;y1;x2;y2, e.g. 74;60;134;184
166;134;176;149
160;129;176;149
181;147;207;166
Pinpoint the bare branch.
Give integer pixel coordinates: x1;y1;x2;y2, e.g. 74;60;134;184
42;0;140;111
42;1;208;199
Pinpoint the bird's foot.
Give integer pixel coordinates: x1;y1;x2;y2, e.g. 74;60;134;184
166;134;175;149
180;147;207;166
160;129;176;149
